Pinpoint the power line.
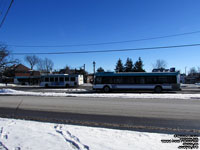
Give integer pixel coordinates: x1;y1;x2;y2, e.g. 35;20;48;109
12;43;200;55
8;30;200;47
0;0;13;29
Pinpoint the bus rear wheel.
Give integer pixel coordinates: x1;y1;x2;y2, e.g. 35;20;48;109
45;84;49;88
154;86;162;93
103;86;110;93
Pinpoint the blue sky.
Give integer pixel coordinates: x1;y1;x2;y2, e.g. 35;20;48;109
0;0;200;73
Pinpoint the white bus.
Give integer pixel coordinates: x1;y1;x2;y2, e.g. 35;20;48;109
93;72;180;92
40;74;84;87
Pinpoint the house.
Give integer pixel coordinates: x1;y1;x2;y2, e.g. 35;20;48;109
152;68;169;72
152;68;176;72
3;64;40;85
86;74;94;83
185;73;200;84
180;74;186;83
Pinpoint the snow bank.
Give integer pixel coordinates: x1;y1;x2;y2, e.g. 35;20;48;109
0;83;17;87
181;84;200;88
0;117;182;150
43;88;87;92
1;88;200;99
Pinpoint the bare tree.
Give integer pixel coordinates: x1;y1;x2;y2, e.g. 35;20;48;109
97;67;104;73
24;55;39;70
37;58;54;73
153;59;167;69
189;67;197;75
37;58;45;72
64;65;71;74
0;45;18;73
44;58;53;73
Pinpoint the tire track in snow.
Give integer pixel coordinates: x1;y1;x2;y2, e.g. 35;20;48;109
0;121;21;150
0;127;8;150
54;125;89;150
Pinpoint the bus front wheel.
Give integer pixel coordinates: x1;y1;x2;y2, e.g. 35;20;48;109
103;86;110;93
154;86;162;93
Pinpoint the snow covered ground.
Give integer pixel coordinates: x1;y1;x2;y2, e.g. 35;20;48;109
1;88;200;99
181;83;200;88
0;117;185;150
0;83;40;88
42;88;87;92
0;83;17;87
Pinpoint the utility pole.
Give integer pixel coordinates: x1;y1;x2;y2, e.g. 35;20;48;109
93;61;96;74
93;61;96;84
185;66;187;75
83;64;85;72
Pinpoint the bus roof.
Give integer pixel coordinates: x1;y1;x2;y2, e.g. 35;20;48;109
41;74;81;77
95;72;179;77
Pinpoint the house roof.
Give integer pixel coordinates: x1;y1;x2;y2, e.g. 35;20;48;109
14;64;30;71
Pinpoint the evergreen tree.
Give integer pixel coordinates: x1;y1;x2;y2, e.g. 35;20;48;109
115;58;124;72
97;67;105;73
124;57;133;72
133;57;145;72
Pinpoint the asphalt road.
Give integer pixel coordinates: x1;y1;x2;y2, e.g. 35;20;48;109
0;96;200;134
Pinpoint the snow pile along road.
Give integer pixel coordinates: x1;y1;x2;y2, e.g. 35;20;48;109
42;88;87;92
1;88;200;99
0;83;17;87
0;117;182;150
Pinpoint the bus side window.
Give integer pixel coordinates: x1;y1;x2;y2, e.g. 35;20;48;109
172;76;177;83
102;77;112;84
140;77;145;84
60;77;64;82
121;76;135;84
45;77;49;82
113;77;122;84
158;76;168;83
135;77;140;84
96;77;102;84
168;76;176;83
131;77;135;84
70;77;75;81
121;76;126;84
41;77;44;82
55;77;58;82
50;77;54;82
65;77;69;81
145;77;152;84
145;77;157;84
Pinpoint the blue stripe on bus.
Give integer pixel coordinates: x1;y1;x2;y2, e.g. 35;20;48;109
51;82;65;86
